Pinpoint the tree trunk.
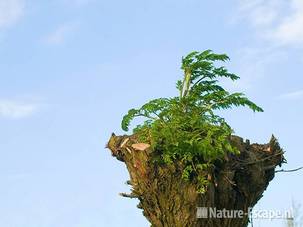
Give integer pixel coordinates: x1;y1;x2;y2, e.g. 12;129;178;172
107;134;284;227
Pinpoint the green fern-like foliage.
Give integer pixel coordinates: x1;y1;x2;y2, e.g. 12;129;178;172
121;50;263;193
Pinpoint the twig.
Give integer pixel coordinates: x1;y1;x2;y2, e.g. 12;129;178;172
239;151;284;165
119;192;139;199
120;138;129;148
275;167;303;173
223;175;236;186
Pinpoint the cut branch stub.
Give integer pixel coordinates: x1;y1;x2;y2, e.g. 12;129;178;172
107;133;285;227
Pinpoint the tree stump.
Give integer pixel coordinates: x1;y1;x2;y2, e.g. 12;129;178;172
107;133;284;227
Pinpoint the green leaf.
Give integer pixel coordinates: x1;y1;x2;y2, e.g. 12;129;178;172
121;108;139;131
120;50;264;193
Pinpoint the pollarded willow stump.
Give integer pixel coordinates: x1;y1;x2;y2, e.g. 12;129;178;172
107;133;284;227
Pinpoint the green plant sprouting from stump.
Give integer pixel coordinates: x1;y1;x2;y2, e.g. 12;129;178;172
121;50;264;193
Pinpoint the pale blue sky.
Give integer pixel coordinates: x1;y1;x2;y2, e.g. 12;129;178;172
0;0;302;226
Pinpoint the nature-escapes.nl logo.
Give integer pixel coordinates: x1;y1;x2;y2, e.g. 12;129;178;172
197;207;293;220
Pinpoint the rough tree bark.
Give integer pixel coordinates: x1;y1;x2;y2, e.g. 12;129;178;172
107;133;285;227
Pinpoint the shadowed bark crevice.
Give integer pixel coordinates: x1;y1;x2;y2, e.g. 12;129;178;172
107;134;285;227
